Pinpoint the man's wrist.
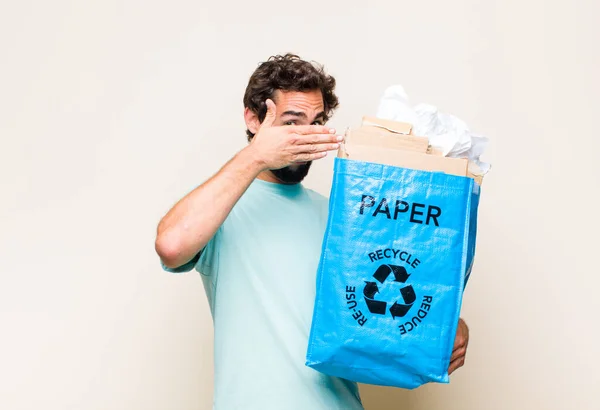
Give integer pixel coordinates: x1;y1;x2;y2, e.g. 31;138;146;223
237;145;268;175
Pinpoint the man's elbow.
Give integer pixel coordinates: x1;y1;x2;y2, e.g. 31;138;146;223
155;231;184;269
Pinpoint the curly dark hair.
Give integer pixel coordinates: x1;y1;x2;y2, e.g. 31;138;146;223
243;53;339;141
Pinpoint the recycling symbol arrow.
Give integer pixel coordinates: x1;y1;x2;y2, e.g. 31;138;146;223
363;264;417;319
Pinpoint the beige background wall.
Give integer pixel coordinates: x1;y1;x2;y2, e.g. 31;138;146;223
2;0;599;409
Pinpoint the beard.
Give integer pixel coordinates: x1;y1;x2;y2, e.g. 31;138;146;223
271;162;312;184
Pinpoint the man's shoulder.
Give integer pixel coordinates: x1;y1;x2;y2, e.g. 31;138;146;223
303;187;330;226
304;187;328;204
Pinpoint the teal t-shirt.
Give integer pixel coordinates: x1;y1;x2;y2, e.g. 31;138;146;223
163;178;363;410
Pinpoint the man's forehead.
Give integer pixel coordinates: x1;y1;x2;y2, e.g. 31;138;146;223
274;90;324;112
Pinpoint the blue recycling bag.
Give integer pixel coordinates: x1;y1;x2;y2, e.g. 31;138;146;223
306;157;480;389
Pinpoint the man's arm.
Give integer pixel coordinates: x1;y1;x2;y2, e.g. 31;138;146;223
155;148;263;269
155;99;342;269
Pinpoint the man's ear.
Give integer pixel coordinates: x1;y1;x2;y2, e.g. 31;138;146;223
244;107;260;135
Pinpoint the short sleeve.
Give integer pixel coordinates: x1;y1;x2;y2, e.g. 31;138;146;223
160;228;221;276
197;228;220;277
161;252;201;274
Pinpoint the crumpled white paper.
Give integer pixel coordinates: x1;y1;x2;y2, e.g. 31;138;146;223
376;85;490;174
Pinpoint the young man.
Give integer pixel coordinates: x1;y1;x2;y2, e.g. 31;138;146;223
155;54;469;410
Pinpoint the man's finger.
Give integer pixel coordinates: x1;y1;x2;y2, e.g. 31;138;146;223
450;347;466;363
293;143;340;154
453;319;469;350
293;125;337;135
292;133;344;145
448;359;459;375
453;337;467;351
448;357;465;375
260;99;277;129
293;151;328;162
